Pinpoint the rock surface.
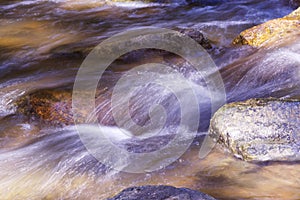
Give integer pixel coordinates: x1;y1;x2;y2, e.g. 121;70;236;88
290;0;300;7
16;89;111;126
14;86;165;127
209;98;300;162
107;185;216;200
179;28;212;49
16;89;73;126
233;7;300;47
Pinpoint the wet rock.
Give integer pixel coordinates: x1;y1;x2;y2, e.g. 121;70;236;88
233;7;300;47
118;28;212;65
16;88;112;126
209;98;300;162
290;0;300;7
222;31;300;101
179;28;212;49
16;89;74;126
107;185;216;200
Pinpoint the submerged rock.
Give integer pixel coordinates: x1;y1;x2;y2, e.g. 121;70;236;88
107;185;216;200
179;28;212;49
209;98;300;162
119;27;212;64
16;89;112;126
233;7;300;47
16;89;74;126
290;0;300;7
223;30;300;101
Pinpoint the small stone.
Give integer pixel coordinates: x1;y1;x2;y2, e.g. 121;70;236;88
179;28;212;49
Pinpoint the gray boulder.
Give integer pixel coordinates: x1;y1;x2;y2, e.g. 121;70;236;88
107;185;216;200
209;98;300;162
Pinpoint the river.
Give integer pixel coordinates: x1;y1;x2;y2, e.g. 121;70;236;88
0;0;300;199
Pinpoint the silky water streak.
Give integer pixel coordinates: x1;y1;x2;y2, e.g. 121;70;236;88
72;27;226;173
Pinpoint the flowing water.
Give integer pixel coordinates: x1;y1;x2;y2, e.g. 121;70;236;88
1;0;300;199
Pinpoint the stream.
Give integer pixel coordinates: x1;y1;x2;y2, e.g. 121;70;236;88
0;0;300;199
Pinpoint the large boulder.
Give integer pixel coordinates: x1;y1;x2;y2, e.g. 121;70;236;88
209;98;300;162
107;185;216;200
233;7;300;47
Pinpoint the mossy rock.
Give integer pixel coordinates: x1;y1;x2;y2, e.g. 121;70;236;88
233;7;300;47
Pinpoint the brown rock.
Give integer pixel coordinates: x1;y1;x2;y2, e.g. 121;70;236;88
16;88;113;126
233;7;300;47
16;89;74;126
